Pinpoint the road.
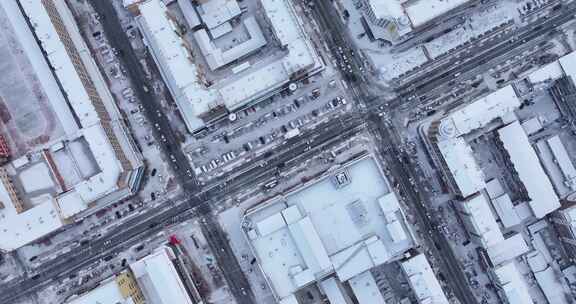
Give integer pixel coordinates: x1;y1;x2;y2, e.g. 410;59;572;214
312;0;481;302
391;1;576;109
0;110;364;303
367;114;478;304
89;0;199;193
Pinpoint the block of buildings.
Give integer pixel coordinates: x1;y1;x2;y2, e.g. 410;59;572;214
243;156;414;303
136;0;322;132
427;85;521;198
0;0;143;251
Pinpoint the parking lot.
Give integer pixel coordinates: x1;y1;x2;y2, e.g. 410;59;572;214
183;71;353;181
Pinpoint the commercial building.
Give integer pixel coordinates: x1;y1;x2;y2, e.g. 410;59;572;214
65;270;145;304
136;0;322;132
130;246;199;304
0;0;143;251
400;253;449;304
360;0;472;41
243;156;414;303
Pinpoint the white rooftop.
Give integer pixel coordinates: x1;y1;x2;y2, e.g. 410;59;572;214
130;246;195;304
492;262;534;304
547;135;576;189
401;253;449;304
498;121;560;218
245;157;413;300
138;0;320;132
137;0;219;131
437;85;520;139
367;0;405;21
20;0;123;211
348;271;386;304
0;0;132;251
487;233;529;266
404;0;472;28
559;51;576;82
65;277;133;304
198;0;241;30
436;137;485;198
194;16;266;70
458;193;504;248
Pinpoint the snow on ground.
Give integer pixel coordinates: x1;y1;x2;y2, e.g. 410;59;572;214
424;1;519;59
375;46;429;81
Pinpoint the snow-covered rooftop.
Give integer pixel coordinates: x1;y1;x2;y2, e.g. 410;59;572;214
137;0;218;131
401;253;449;304
0;0;140;251
194;16;266;70
245;156;413;300
559;51;576;82
433;85;521;197
197;0;241;30
437;85;520;138
138;0;320;132
403;0;471;28
348;271;386;304
436;137;485;198
492;262;534;304
497;121;560;218
457;193;504;248
65;276;132;304
130;246;195;304
547;135;576;189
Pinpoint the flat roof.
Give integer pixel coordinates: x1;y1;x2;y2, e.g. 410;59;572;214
139;0;321;131
437;85;520;138
245;157;413;300
137;0;219;131
493;262;534;304
198;0;241;30
194;16;267;70
498;121;560;218
348;271;386;304
401;253;449;304
66;277;130;304
458;193;504;248
491;193;521;228
547;135;576;187
559;51;576;82
20;0;123;208
487;233;529;266
404;0;472;28
130;247;195;304
366;0;404;21
433;85;521;197
436;137;485;197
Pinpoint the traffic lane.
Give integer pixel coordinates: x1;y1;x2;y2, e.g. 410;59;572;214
368;115;477;304
88;0;198;191
0;114;363;302
397;4;576;94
